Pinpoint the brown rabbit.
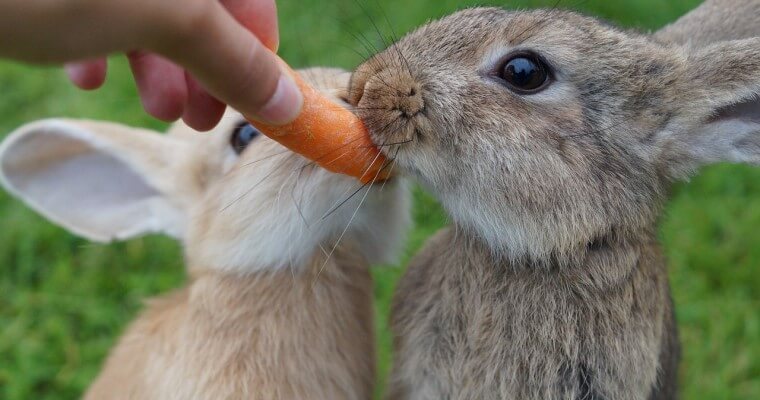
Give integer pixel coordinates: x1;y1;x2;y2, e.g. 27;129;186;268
0;68;410;399
347;2;760;400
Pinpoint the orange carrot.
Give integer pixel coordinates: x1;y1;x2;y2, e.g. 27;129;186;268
248;63;390;184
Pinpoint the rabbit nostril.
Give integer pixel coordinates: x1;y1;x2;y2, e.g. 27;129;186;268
352;69;425;119
397;104;424;118
395;85;425;118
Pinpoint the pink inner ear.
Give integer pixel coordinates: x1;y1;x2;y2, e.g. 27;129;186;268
0;125;172;242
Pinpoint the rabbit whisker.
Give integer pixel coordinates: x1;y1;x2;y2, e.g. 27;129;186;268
312;153;395;286
286;162;312;229
371;0;414;77
275;168;301;278
301;134;370;167
285;163;332;260
319;136;392;220
320;153;396;221
347;0;410;93
345;27;383;63
240;148;292;168
320;180;372;221
341;24;401;93
219;154;294;212
379;146;403;192
371;138;414;147
352;0;391;49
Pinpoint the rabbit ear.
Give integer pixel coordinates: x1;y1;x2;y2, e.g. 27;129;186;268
654;0;760;47
668;38;760;176
0;119;189;242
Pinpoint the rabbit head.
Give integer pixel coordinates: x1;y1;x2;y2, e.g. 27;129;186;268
349;7;760;264
0;68;410;273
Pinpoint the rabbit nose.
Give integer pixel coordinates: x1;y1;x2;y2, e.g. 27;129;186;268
354;71;425;118
394;85;425;118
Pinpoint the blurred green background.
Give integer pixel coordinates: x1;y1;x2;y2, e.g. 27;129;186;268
0;0;758;398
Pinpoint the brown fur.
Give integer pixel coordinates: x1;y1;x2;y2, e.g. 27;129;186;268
388;228;672;400
85;244;375;400
347;3;760;400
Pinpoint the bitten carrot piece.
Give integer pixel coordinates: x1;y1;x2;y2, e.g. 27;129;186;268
248;64;390;184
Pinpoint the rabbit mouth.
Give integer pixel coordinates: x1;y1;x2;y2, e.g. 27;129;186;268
359;105;430;166
362;125;415;172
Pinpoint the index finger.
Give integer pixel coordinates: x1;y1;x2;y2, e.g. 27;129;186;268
153;1;301;124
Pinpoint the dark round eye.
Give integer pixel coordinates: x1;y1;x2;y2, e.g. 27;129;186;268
498;53;550;93
230;122;261;154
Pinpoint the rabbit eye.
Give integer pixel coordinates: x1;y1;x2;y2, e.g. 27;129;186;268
498;53;550;94
230;122;261;155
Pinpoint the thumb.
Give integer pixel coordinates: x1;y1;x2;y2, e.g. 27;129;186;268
153;1;302;125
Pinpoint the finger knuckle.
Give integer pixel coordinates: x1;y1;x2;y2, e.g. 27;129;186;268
155;0;216;49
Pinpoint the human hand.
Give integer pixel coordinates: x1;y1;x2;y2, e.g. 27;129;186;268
0;0;302;130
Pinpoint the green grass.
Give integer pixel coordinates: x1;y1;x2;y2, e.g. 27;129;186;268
0;0;758;398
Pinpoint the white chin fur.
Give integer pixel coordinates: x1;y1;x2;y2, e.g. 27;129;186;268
188;159;411;274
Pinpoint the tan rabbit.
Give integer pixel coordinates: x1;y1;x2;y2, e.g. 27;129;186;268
0;68;411;399
347;2;760;400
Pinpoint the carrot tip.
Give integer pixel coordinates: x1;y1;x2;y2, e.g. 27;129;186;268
249;60;392;183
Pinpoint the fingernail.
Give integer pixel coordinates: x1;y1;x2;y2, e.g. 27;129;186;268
257;73;303;125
